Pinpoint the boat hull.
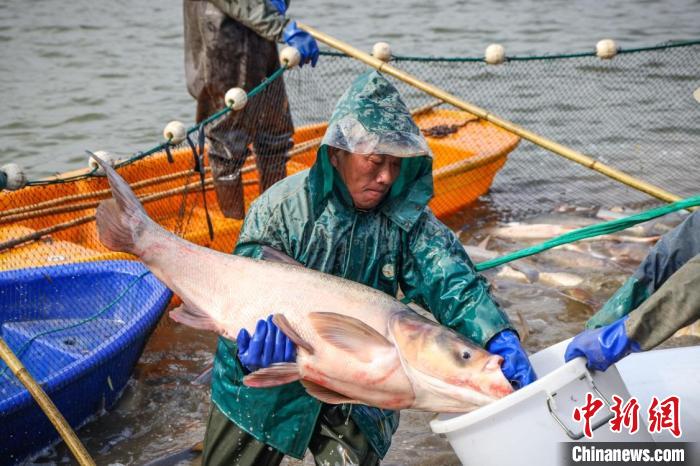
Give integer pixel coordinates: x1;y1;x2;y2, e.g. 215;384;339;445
0;261;172;464
0;109;519;272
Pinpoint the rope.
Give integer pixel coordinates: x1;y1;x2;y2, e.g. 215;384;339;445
0;271;151;382
19;40;700;186
319;39;700;62
23;67;288;187
475;195;700;271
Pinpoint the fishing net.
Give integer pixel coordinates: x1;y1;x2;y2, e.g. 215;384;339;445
0;40;698;463
287;41;699;223
0;67;298;462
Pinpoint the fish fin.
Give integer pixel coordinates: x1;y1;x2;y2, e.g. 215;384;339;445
259;246;303;266
192;364;213;386
301;380;362;405
515;310;530;343
242;363;300;387
309;312;392;363
272;314;314;354
92;155;150;255
514;265;539;284
169;303;221;333
478;235;491;250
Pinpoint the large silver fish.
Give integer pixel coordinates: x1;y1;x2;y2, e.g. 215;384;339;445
93;158;513;412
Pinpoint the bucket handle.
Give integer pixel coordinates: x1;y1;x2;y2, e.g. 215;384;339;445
546;371;614;440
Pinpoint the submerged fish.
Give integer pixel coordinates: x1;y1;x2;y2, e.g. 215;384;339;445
466;242;583;288
489;223;577;240
489;222;660;244
92;158;513;412
537;248;623;271
673;320;700;339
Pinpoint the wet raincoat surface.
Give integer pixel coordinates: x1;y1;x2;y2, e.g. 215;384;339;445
210;71;514;459
587;210;700;346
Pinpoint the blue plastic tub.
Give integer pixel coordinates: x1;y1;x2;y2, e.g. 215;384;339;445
0;261;171;465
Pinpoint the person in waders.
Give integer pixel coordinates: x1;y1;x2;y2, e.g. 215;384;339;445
203;70;536;465
184;0;319;219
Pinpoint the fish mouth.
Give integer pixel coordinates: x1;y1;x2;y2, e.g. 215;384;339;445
483;355;514;397
483;355;503;372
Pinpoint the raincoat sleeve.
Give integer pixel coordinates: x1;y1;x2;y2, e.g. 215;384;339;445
399;210;514;347
624;253;700;350
587;210;700;329
233;193;290;259
207;0;289;42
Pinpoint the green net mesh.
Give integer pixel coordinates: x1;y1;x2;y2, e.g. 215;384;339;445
0;41;698;462
288;42;699;220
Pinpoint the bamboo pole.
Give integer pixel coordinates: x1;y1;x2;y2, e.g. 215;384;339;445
0;180;233;252
4;99;443;221
0;337;96;466
299;22;683;204
0;168;211;218
1;175;217;224
433;151;509;181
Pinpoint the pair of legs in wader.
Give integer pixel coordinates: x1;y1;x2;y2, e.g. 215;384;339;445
203;404;380;465
195;30;293;220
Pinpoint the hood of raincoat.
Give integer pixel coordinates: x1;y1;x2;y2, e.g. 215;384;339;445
309;70;434;228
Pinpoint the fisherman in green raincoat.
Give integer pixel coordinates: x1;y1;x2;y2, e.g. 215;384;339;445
203;70;536;465
566;210;700;371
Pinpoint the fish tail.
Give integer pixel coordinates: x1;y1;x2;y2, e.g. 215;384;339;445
92;155;150;255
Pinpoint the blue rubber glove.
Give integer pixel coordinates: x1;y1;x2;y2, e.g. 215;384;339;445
486;330;537;389
564;316;641;372
237;315;296;372
283;21;319;67
268;0;287;15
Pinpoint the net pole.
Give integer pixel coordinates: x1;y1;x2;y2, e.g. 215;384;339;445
0;337;96;466
299;22;683;204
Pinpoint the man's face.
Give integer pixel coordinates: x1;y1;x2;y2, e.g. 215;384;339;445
329;149;402;210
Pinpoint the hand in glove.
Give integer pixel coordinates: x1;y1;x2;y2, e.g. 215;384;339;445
283;21;319;67
237;315;296;372
565;316;640;372
268;0;287;15
487;329;537;389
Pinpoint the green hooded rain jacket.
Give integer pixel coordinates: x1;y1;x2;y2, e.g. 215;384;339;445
210;70;514;459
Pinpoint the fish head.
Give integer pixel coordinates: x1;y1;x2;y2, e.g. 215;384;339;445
389;311;513;412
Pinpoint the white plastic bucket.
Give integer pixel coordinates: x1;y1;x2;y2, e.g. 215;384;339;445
430;339;653;466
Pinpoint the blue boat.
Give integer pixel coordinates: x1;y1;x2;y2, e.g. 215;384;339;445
0;260;172;465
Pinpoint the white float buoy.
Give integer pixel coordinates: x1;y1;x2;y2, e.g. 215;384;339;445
88;150;120;176
224;87;248;111
485;44;505;65
279;46;301;68
0;163;27;191
694;87;700;104
372;42;392;62
596;39;618;59
163;120;187;145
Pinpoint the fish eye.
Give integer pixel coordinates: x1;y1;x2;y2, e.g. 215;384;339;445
462;351;471;360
